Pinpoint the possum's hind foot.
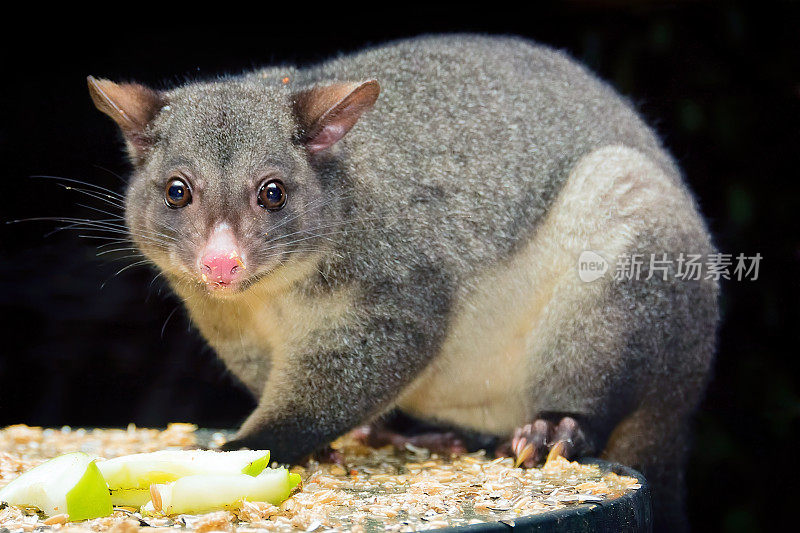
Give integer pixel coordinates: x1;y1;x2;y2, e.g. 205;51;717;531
497;417;591;468
352;423;468;456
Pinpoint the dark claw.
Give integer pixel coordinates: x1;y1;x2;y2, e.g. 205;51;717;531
311;445;345;465
403;432;467;455
553;416;590;459
498;416;589;468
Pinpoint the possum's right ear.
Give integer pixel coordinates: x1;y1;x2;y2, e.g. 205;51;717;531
293;80;380;153
87;76;165;160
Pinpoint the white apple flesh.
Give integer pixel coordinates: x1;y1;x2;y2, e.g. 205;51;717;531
146;468;302;516
0;452;112;521
98;449;269;507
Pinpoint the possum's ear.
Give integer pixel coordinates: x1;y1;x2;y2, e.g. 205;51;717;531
293;80;380;153
87;76;165;159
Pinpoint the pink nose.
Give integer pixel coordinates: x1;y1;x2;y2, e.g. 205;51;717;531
201;251;244;286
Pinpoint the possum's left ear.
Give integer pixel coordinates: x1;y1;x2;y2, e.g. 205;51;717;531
293;80;380;153
87;76;165;161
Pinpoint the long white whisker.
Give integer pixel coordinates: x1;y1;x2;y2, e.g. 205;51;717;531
93;165;129;185
75;202;124;220
96;247;144;256
161;306;181;339
31;175;124;199
100;260;152;289
62;186;126;210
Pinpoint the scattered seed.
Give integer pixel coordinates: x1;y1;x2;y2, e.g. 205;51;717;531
42;515;68;526
0;425;641;532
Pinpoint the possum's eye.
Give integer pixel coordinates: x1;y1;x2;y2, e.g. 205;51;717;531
257;180;287;211
165;177;192;208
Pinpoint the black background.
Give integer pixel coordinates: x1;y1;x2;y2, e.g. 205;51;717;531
1;3;797;531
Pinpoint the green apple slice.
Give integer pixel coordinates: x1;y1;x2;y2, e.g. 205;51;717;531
146;468;302;516
98;449;269;507
0;452;112;521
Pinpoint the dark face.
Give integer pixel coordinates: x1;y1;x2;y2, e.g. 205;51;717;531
124;81;328;295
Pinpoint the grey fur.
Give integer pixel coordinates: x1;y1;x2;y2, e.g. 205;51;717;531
93;35;717;531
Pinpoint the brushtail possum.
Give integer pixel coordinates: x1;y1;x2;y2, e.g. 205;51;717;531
88;35;717;530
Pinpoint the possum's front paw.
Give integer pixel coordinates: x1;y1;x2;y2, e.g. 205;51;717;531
220;434;308;464
497;417;590;468
223;435;342;466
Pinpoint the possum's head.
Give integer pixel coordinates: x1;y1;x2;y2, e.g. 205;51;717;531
87;75;379;295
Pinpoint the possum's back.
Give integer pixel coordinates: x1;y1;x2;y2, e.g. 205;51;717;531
292;35;682;270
